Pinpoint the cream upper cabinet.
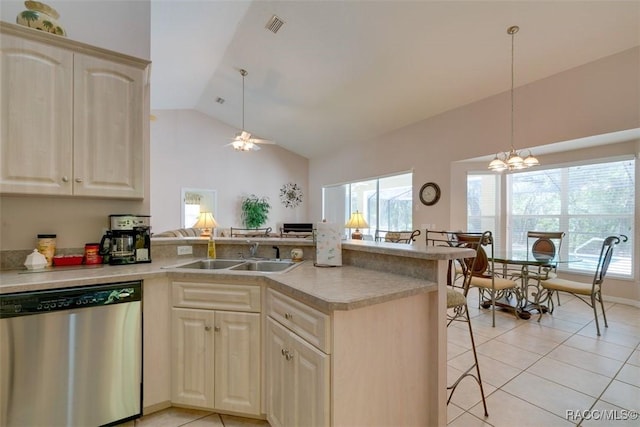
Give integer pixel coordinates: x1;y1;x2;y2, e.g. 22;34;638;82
0;23;149;198
0;34;73;195
73;54;144;198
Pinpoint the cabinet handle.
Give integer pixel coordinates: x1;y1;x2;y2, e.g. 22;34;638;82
214;326;221;332
75;178;83;183
205;325;212;331
284;312;293;320
62;176;69;183
285;352;294;361
281;348;287;356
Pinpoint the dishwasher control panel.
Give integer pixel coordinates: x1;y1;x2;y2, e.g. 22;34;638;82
0;281;141;318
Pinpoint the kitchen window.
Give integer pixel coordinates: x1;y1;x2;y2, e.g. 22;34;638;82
323;171;413;238
467;157;635;278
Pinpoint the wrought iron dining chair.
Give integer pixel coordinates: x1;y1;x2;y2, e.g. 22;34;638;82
522;231;566;306
426;230;488;416
456;231;520;327
375;229;421;244
536;235;627;336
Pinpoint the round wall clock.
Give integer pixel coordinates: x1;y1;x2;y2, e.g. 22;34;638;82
280;183;303;208
419;182;441;206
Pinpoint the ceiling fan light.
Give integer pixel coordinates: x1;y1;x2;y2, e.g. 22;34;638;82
232;140;244;150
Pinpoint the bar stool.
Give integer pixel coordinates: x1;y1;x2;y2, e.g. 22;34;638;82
428;230;489;416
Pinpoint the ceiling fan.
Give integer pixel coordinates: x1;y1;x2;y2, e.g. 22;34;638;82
227;68;275;151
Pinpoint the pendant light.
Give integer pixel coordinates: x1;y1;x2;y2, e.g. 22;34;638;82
488;26;539;172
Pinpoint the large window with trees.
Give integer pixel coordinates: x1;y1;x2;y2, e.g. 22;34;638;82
323;171;413;238
468;157;635;278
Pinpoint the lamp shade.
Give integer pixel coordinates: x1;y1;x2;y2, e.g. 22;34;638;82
345;211;369;229
193;212;218;237
345;211;369;239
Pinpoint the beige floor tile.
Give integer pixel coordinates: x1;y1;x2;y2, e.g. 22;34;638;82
135;408;215;427
477;338;543;370
502;372;597;418
494;327;564;355
616;363;640;387
628;349;640;367
509;321;573;344
447;402;465;424
449;351;522;389
448;341;470;360
536;314;588;334
447;411;492;427
547;344;625;377
446;365;496;411
467;389;573;426
564;334;636;361
219;414;270;426
600;380;640;411
576;324;640;348
526;357;611;398
603;304;640;327
184;414;224;427
581;401;640;426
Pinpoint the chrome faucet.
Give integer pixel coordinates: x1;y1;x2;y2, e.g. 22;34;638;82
248;241;259;258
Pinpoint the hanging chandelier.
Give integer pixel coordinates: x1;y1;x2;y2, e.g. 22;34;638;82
488;25;539;172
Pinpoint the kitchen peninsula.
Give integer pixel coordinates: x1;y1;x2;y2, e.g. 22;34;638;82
1;239;472;427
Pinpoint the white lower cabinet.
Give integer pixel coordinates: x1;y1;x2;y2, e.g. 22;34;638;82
171;282;261;415
266;289;330;427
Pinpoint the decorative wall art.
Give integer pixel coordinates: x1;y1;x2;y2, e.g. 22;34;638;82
280;183;303;208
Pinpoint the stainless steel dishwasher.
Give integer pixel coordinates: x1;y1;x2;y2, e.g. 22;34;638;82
0;281;142;426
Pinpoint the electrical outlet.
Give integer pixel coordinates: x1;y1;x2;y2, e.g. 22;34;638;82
177;246;193;256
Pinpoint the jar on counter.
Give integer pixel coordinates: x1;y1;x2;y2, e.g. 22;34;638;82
84;243;102;265
37;234;56;267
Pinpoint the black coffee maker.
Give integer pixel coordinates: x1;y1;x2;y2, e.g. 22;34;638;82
100;215;151;265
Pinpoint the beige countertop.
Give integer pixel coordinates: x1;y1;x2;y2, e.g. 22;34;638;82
1;241;471;312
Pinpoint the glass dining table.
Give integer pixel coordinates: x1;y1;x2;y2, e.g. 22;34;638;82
485;252;578;319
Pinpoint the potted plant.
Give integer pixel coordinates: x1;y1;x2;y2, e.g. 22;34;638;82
241;194;271;228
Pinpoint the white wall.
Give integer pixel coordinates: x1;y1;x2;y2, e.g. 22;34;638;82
150;110;309;234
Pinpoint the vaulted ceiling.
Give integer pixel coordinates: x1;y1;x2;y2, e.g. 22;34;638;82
150;1;640;159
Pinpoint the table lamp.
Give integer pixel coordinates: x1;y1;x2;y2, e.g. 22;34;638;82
345;211;369;240
194;212;218;238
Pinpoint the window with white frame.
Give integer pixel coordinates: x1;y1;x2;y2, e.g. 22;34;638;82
467;157;635;278
323;172;413;238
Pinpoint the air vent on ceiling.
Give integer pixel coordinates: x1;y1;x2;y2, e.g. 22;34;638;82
265;15;285;34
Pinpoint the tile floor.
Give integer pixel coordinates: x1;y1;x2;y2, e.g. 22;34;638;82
127;290;639;427
448;290;640;427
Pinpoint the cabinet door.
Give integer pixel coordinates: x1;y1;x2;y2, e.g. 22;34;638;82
73;54;144;198
171;308;215;408
0;34;72;195
266;318;330;427
290;332;330;427
214;311;260;415
266;318;289;427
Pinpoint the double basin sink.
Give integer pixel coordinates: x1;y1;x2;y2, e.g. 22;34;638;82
167;258;300;273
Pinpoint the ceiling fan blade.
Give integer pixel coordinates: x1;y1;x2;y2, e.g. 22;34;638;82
250;138;275;145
